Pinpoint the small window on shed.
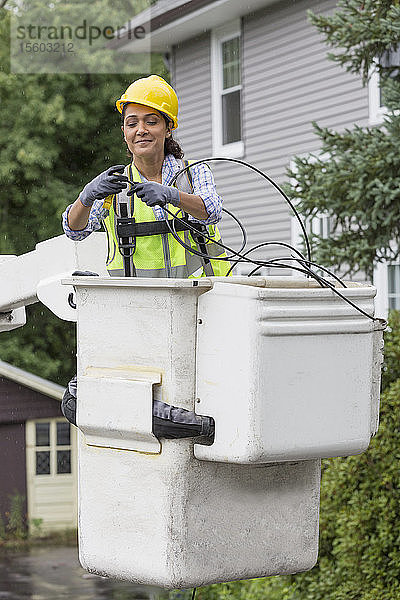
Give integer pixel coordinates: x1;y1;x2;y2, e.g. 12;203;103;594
36;450;50;475
35;422;50;446
33;420;72;476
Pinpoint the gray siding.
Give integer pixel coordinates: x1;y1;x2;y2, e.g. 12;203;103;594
173;32;213;157
172;0;369;270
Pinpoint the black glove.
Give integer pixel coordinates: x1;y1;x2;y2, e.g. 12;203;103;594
128;181;180;208
79;165;128;207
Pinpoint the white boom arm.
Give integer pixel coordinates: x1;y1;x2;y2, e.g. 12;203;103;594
0;233;107;329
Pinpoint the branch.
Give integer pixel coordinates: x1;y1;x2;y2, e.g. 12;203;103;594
0;0;8;7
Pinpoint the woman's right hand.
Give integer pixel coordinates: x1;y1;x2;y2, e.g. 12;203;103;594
79;165;128;207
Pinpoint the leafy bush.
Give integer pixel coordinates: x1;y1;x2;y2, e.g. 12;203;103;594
5;492;27;540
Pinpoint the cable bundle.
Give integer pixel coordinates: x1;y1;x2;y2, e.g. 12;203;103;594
128;157;380;322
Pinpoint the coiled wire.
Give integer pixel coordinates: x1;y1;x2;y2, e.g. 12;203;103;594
127;156;381;323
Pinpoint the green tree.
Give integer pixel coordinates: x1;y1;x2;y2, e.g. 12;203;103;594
0;5;167;384
285;0;400;280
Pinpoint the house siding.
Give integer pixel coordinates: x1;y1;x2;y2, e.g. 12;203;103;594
0;422;27;522
172;0;369;267
173;32;213;157
0;378;63;525
0;377;62;424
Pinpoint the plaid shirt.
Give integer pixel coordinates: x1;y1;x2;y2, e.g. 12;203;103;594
62;154;223;241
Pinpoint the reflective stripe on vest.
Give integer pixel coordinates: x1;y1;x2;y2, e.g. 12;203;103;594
103;160;232;278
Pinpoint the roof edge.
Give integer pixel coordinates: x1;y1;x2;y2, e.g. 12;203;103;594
110;0;214;49
0;359;64;401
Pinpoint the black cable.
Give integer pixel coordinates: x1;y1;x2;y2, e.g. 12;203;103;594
126;181;241;261
245;257;377;320
249;254;347;288
226;241;307;276
167;203;378;319
220;206;247;256
164;206;379;320
163;172;376;319
128;182;308;275
169;205;248;260
192;587;197;600
161;205;298;269
161;206;352;296
296;258;347;288
310;276;377;321
267;259;333;287
169;157;312;264
252;257;376;321
237;255;334;287
247;259;331;285
127;164;380;322
162;207;333;288
168;159;348;292
225;241;345;288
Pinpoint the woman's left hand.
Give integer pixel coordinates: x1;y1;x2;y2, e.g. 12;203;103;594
129;181;180;208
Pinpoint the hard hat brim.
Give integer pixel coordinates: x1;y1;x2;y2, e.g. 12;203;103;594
117;100;178;130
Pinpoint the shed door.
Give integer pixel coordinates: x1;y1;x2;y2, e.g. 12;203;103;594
26;418;77;532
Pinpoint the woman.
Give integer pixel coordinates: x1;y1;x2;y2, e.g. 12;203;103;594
62;74;230;278
61;75;226;437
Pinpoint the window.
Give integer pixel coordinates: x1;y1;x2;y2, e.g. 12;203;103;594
368;49;400;125
373;260;400;318
368;67;386;125
292;213;331;249
289;157;332;256
211;20;243;157
387;263;400;310
34;420;72;476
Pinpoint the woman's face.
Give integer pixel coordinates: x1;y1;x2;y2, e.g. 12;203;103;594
122;102;170;159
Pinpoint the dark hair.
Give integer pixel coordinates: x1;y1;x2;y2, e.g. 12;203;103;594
121;103;184;159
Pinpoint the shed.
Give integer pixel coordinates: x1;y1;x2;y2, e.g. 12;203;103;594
0;360;77;533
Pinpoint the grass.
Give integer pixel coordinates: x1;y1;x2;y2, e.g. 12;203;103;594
0;528;78;554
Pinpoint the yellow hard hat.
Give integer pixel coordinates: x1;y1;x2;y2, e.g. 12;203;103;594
116;75;179;130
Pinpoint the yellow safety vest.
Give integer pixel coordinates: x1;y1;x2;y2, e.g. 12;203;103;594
103;160;232;278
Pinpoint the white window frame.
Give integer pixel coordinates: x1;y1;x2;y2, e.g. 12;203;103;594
373;261;389;318
28;418;74;478
211;19;244;158
289;156;332;257
368;66;386;126
373;259;400;319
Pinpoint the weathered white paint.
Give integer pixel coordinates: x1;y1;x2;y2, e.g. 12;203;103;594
68;275;382;588
195;281;385;463
79;438;320;588
37;272;79;322
79;367;162;454
0;256;26;332
0;233;107;314
0;230;384;586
